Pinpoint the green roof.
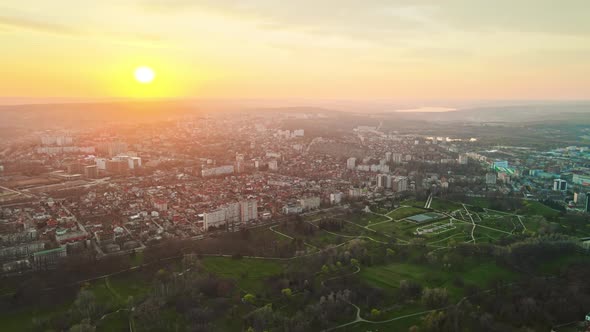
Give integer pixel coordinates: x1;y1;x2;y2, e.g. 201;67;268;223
33;247;66;256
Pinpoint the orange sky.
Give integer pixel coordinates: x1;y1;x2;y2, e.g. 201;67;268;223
1;0;589;101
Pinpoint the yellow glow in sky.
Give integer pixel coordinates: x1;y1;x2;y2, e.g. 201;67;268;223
0;0;589;101
134;66;155;84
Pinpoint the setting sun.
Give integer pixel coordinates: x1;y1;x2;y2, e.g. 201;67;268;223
134;66;155;84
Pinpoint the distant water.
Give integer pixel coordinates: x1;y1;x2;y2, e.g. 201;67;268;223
394;107;457;113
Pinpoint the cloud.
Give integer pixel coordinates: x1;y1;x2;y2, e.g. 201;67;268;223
0;13;166;46
0;15;79;35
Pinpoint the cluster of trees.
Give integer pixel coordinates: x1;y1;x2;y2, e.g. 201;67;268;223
418;263;590;332
133;266;234;332
318;218;344;231
540;199;566;212
246;290;355;332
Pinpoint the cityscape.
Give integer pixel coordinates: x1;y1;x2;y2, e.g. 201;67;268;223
1;1;590;332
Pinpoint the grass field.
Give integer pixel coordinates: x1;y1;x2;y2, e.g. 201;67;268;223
430;199;464;212
344;213;389;226
201;257;284;293
387;207;427;220
341;314;423;332
518;201;560;218
360;260;518;301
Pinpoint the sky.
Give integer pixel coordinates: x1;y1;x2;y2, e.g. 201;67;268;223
1;0;590;101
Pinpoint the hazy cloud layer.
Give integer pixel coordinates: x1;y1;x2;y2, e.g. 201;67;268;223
0;15;79;35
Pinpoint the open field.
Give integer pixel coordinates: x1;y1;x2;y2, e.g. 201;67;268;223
359;260;519;302
386;206;427;220
518;201;560;218
201;257;284;293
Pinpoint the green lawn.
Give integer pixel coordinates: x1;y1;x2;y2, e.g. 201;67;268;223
518;201;560;218
345;213;389;226
430;199;464;212
387;207;427;220
369;220;417;240
96;310;129;332
341;314;423;332
201;257;284;294
360;260;519;302
401;199;426;208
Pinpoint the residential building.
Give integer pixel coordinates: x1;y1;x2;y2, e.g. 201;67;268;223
240;200;258;222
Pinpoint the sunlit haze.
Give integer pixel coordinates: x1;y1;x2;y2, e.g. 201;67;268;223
2;3;590;332
1;0;590;101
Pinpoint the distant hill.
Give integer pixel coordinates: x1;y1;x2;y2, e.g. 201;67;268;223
1;99;589;130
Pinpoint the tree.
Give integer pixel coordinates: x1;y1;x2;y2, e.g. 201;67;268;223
371;308;381;319
68;319;96;332
281;288;292;297
421;288;449;308
422;310;448;332
399;280;423;301
243;293;256;304
74;289;97;319
386;248;396;259
350;258;359;268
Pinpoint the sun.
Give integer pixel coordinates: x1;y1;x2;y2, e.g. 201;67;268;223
134;66;155;84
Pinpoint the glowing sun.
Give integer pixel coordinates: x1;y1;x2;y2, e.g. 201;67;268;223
134;66;155;84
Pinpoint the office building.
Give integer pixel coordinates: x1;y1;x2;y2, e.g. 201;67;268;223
574;192;586;205
553;179;567;191
376;174;387;188
573;174;590;186
84;165;98;179
486;173;497;185
201;165;234;177
347;157;356;170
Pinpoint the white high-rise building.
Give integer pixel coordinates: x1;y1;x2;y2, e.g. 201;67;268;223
201;165;234;177
385;175;393;189
95;158;107;170
293;129;304;137
268;159;278;171
486;173;497;185
330;192;343;205
299;196;320;210
225;202;241;223
376;174;388;188
347;157;357;170
392;176;408;192
128;157;142;169
203;209;226;230
553;179;567;191
392;153;403;163
240;200;258;222
458;154;469;165
385;152;392;162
